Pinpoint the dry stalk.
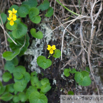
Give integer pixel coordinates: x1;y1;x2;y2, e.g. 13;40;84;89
87;0;102;95
0;15;17;45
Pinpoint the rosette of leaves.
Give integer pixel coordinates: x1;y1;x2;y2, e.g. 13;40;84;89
74;71;91;86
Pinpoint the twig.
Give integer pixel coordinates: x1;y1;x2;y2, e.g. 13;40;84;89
0;15;17;45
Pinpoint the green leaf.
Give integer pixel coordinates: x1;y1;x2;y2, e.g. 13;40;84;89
31;76;39;86
31;71;37;77
12;22;27;39
36;81;42;89
9;5;19;11
26;86;37;98
53;49;61;58
7;32;15;43
41;78;49;86
0;92;13;101
40;83;51;94
29;8;41;24
11;57;19;66
79;76;91;86
19;92;27;102
74;72;83;83
13;95;20;103
45;7;53;17
9;34;29;56
18;5;29;17
31;15;41;24
0;13;7;24
68;91;74;95
14;80;27;92
13;66;26;80
14;72;30;84
29;7;39;16
22;0;38;8
70;68;77;74
81;71;89;77
6;84;14;93
37;56;52;69
2;49;20;61
30;28;43;39
4;61;15;73
74;71;91;86
23;72;31;83
0;82;6;95
2;72;12;82
29;91;48;103
38;0;49;11
86;67;90;73
63;68;71;77
6;22;17;30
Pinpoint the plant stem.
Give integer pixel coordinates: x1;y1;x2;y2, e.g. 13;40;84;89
56;0;80;16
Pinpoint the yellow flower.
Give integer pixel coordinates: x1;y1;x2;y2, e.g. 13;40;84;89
47;45;56;54
8;8;17;17
7;15;17;26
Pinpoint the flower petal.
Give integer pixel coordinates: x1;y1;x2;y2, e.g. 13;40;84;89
8;10;12;14
12;8;17;14
52;45;56;50
50;49;53;54
13;15;17;21
47;45;52;50
10;20;14;26
7;17;12;20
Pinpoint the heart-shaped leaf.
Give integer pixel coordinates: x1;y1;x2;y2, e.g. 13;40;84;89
70;68;77;74
79;76;91;86
0;13;7;24
38;0;49;11
74;72;83;83
63;68;71;77
19;92;27;102
30;28;43;39
9;5;19;11
11;57;18;66
29;91;48;103
0;92;13;101
37;56;52;69
14;80;27;92
6;84;14;93
2;49;20;61
74;71;91;86
40;83;51;94
13;66;26;80
53;49;61;58
22;0;38;8
12;22;27;39
2;72;12;82
6;22;17;30
26;86;37;98
4;61;15;73
31;76;39;86
41;78;49;86
18;5;29;17
29;7;41;24
13;95;20;103
45;7;53;17
0;82;6;95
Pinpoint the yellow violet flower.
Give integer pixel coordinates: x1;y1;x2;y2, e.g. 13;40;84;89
7;16;17;26
8;8;17;17
47;45;56;54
